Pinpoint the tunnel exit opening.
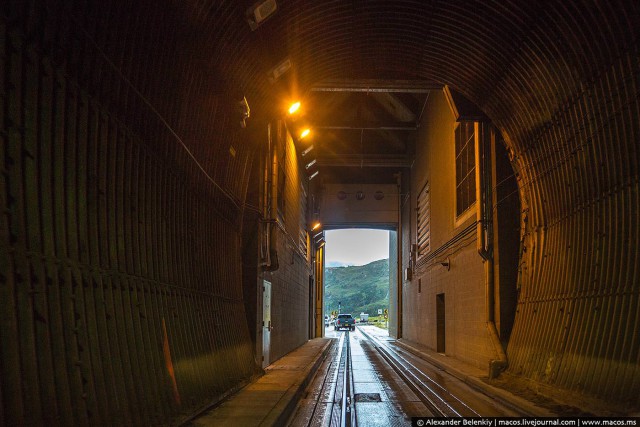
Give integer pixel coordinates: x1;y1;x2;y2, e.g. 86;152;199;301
322;228;398;338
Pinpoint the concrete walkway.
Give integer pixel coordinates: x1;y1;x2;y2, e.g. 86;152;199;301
189;338;334;427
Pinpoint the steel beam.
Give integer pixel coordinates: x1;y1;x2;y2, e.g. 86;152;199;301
318;155;411;168
315;125;417;131
310;79;439;93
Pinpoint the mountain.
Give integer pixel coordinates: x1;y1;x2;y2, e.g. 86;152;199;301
326;261;351;267
324;258;389;316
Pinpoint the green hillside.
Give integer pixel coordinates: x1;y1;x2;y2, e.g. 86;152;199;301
324;258;389;316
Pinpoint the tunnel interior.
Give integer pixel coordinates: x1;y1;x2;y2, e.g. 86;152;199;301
1;0;639;424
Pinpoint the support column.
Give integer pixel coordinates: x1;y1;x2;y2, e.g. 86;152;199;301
314;244;325;337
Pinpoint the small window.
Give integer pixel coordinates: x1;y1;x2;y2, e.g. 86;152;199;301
455;122;476;217
416;181;431;257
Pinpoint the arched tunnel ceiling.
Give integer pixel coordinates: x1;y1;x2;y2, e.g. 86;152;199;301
2;0;639;415
174;0;639;185
16;0;636;256
46;0;638;189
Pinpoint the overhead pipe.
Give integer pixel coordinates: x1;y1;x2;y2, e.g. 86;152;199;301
260;121;310;269
259;123;272;268
260;121;280;271
475;123;508;378
266;121;280;271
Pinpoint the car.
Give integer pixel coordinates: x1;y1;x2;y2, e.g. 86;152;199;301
334;313;356;331
324;316;330;326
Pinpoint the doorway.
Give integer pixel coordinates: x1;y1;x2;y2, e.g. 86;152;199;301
322;228;394;337
436;293;445;353
262;280;272;368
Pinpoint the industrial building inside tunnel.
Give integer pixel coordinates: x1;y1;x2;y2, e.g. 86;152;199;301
1;0;639;425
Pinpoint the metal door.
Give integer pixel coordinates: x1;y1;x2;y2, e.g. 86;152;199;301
436;293;445;353
262;280;272;368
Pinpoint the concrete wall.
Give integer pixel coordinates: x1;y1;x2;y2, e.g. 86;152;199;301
403;91;496;370
321;183;399;228
259;122;312;365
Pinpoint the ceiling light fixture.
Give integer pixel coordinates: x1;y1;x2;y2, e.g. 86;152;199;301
305;159;317;169
300;128;310;139
288;101;301;115
309;171;319;180
302;145;314;156
246;0;277;31
268;58;291;82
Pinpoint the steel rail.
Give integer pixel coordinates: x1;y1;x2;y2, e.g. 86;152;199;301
328;331;355;427
359;328;480;417
339;331;354;427
327;333;346;426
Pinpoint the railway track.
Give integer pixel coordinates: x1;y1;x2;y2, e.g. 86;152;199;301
288;326;522;426
358;327;478;417
331;331;355;426
286;331;358;427
358;326;530;418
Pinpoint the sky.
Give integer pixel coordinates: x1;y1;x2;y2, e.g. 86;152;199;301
325;229;389;267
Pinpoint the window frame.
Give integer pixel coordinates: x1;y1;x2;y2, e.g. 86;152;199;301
454;121;478;226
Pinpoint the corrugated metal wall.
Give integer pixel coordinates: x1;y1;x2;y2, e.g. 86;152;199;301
1;1;258;425
2;0;640;416
479;5;640;407
503;44;640;406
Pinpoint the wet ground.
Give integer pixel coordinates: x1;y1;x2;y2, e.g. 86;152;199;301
287;325;522;426
189;324;631;427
